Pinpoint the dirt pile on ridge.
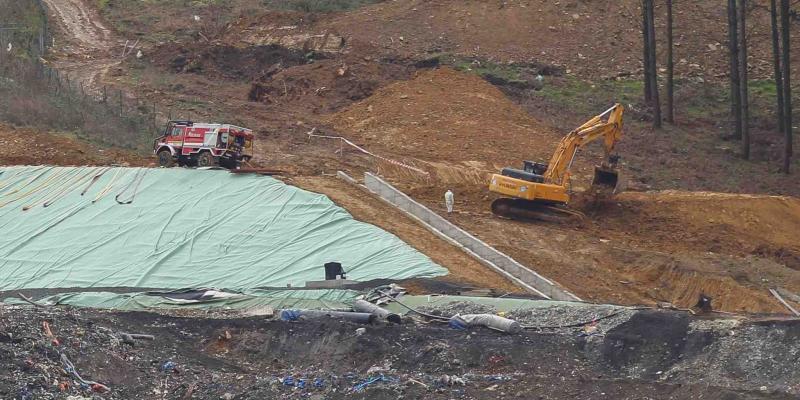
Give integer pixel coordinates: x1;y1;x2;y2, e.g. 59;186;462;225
327;67;560;169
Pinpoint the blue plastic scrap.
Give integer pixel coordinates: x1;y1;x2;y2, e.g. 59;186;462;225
280;310;302;321
448;318;468;330
161;361;176;373
352;374;394;392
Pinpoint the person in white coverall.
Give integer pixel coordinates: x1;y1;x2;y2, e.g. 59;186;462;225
445;189;454;214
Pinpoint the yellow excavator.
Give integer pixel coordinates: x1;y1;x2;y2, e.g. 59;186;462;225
488;103;625;222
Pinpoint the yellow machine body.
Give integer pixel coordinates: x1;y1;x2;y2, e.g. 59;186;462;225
489;174;570;203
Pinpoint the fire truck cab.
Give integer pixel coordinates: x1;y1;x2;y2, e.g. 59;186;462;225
154;120;254;168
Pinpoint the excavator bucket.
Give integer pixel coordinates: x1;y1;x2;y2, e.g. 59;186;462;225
591;166;623;194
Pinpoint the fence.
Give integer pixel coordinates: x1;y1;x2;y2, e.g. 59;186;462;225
0;0;173;152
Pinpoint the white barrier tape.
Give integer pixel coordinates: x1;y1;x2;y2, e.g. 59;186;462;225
307;129;430;176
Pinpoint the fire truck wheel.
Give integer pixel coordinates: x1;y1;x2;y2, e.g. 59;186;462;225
197;152;217;167
157;149;174;168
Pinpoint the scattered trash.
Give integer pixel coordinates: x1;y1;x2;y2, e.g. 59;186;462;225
363;284;407;305
352;374;394;392
693;293;713;314
280;309;375;324
60;353;110;393
42;321;59;346
161;360;177;373
355;327;366;336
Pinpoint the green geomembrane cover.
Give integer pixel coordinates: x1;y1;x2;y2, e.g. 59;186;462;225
0;166;447;291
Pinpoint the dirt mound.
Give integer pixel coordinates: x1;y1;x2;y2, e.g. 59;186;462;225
327;67;559;168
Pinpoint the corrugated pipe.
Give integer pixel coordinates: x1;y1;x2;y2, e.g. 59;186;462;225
279;309;376;324
352;299;402;324
449;314;521;333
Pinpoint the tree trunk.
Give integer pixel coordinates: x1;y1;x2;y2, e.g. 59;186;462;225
781;0;792;173
727;0;742;140
642;0;653;102
666;0;674;124
738;0;750;159
770;0;785;133
647;0;661;128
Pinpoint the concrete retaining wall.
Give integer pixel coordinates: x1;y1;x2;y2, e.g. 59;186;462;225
362;172;581;302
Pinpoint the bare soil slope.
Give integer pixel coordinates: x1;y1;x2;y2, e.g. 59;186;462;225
0;124;149;167
401;181;800;313
327;67;560;168
319;0;798;80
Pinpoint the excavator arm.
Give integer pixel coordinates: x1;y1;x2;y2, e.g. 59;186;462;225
543;103;624;188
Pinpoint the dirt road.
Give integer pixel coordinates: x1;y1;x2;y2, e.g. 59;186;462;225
42;0;120;94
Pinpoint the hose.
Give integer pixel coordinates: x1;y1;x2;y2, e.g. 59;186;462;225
93;168;126;203
0;168;70;208
0;167;51;199
115;168;148;205
43;168;99;207
80;166;111;196
22;168;94;210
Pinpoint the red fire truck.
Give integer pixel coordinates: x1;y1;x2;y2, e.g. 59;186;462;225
153;121;254;168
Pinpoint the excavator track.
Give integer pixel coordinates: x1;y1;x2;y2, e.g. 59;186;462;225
490;198;585;224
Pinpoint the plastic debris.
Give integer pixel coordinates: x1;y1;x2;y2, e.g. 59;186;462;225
352;374;393;392
161;361;177;373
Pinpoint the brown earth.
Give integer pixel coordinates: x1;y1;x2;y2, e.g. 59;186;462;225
22;0;800;314
326;67;560;169
397;180;800;313
314;0;800;81
0;124;150;167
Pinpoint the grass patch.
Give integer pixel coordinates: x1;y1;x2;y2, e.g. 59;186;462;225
430;54;537;88
532;76;643;115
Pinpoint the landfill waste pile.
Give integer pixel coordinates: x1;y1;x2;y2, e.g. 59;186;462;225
2;293;799;399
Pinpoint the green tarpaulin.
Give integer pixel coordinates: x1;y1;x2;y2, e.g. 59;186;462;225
4;289;360;311
0;166;447;295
